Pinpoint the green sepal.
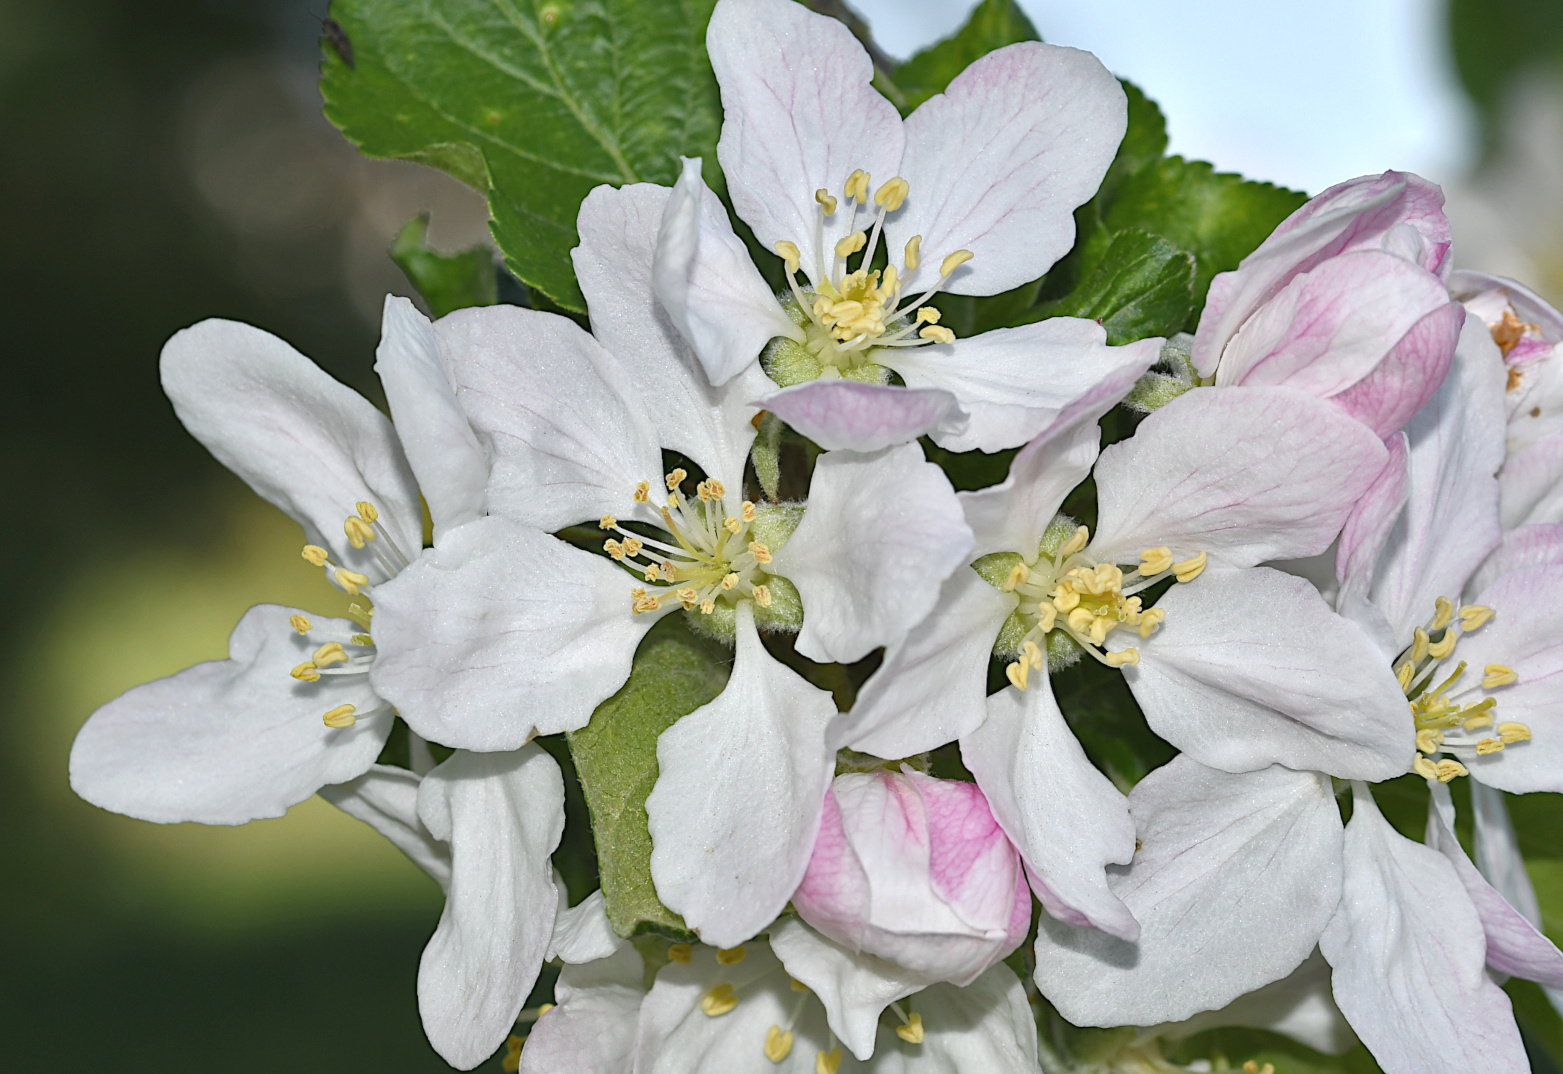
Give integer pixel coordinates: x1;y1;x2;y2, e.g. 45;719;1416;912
390;214;497;318
889;0;1040;115
752;410;784;502
1026;228;1196;345
567;615;732;941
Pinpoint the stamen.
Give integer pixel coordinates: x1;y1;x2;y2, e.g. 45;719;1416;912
344;515;375;549
666;468;687;491
834;231;866;259
1435;758;1468;782
919;325;954;344
844;169;870;204
334;568;369;596
1397;662;1415;689
700;984;738;1017
1105;649;1139;667
1431;597;1455;632
816;1049;843;1074
904;235;921;272
1173;551;1207;583
1459;605;1495;631
1483;664;1518;688
1002;562;1031;591
1139;547;1173;575
1413;753;1438;780
667;943;692;963
1416;728;1443;753
716;946;746;965
356;501;378;523
1411;628;1431;664
752;584;773;607
291;662;321;682
322;704;357;729
634;481;651;502
1060;526;1090;557
301;544;329;567
289;615;311;634
814;189;837;215
939;250;974;277
895;1011;924;1044
765;1025;794;1062
1476;739;1505;755
775;240;801;274
1499;721;1532;743
874;177;908;211
312;642;348;666
599;514;617;530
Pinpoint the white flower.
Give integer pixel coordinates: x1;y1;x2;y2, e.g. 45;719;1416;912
367;180;976;948
652;0;1161;454
69;296;485;825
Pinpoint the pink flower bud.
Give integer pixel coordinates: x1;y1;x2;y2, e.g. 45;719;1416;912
791;768;1030;985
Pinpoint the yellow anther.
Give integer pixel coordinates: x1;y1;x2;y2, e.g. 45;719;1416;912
874;176;909;211
716;946;746;965
1397;662;1415;690
622;537;643;557
1416;729;1443;753
919;325;955;344
605;539;626;560
699;598;716;615
1173;551;1208;583
1105;648;1140;667
1067;606;1095;635
882;264;898;292
634;481;651;503
1002;562;1031;592
1243;1063;1275;1074
742;501;756;522
1060;526;1090;557
348;602;373;628
749;541;772;564
631;588;663;615
700;984;738;1017
344;515;376;549
356;501;379;523
1435;758;1468;783
916;306;941;325
312;642;347;666
666;468;687;491
707;480;726;499
725;516;742;534
835;231;866;259
895;1011;925;1044
1051;587;1080;614
844;169;870;203
645;564;663;581
1412;753;1438;780
599;514;617;530
667;943;692;963
816;1048;843;1074
790;978;810;992
351;634;373;646
1499;721;1532;744
289;614;312;634
322;704;357;729
538;1003;555;1016
1464;712;1494;731
334;568;369;596
1428;631;1457;660
940;249;974;277
1432;597;1455;631
291;662;321;682
1139;547;1174;575
501;1034;524;1073
1408;627;1430;663
677;587;699;609
815;188;837;215
1477;739;1505;755
753;584;773;607
775;240;802;274
1005;659;1031;692
1483;664;1518;689
721;572;740;590
696;480;713;502
1036;602;1058;633
765;1025;795;1062
301;544;330;567
1460;605;1495;631
1137;607;1166;638
904;235;922;271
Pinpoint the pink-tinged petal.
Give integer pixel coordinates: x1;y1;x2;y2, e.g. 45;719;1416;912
1320;783;1528;1074
1122;566;1412;780
887;321;1158;454
320;765;451;889
961;418;1102;561
436;304;664;532
889;43;1125;297
160;319;423;582
1501;433;1563;529
961;678;1139;942
1450;270;1563;340
707;0;903;288
1090;387;1389;568
1471;523;1563;596
774;443;974;664
646;604;838;948
1369;312;1506;645
1195;171;1451;376
1336;433;1410;612
416;746;564;1070
755;381;966;453
369;517;666;752
1033;759;1343;1027
911;771;1032;954
653;158;802;387
791;786;871;946
1215;252;1453;405
574;182;773;496
69;605;391;826
1331;301;1464;438
835;567;1014;758
517;943;644;1074
1451;565;1563;794
1425;784;1563;988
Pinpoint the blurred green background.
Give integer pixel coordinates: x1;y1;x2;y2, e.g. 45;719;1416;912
6;0;1563;1070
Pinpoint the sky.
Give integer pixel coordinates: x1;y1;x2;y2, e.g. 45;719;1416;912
850;0;1476;195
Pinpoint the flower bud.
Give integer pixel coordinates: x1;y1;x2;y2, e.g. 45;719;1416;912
790;769;1030;985
1450;270;1563;455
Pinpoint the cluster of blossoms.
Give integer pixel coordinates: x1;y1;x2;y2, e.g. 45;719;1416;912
66;1;1563;1072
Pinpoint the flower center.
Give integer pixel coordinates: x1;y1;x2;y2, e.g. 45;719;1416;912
1400;596;1529;782
993;525;1206;689
772;168;972;374
607;469;775;616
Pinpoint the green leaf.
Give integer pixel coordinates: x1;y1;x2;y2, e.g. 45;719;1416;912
1097;80;1167;206
890;0;1039;114
321;0;723;311
1167;1027;1384;1074
567;614;732;940
390;213;497;317
1029;228;1195;345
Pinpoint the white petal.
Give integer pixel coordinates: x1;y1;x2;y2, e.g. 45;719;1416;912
1320;784;1527;1074
518;942;644;1074
1089;386;1390;568
1473;524;1563;597
319;764;451;889
436;304;664;531
960;418;1102;561
904;963;1043;1073
1369;310;1507;644
69;605;390;825
1161;949;1358;1057
416;746;565;1070
160;319;422;580
890;43;1126;297
1335;432;1409;633
1033;759;1343;1027
960;678;1139;941
1122;566;1412;780
1473;779;1545;927
886;321;1159;454
1501;433;1563;529
773;444;974;664
769;916;931;1062
369;517;664;751
548;889;625;965
707;0;904;288
646;604;838;948
654;157;802;387
837;568;1014;757
375;296;487;540
754;381;966;453
573;180;772;494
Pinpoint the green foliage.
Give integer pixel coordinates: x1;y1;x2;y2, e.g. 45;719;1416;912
321;0;723;311
1448;0;1563;135
1166;1027;1384;1074
390;214;497;317
1028;228;1196;344
567;615;732;940
881;0;1040;114
1050;654;1173;791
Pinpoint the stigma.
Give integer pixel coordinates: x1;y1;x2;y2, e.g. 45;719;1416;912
772;169;971;375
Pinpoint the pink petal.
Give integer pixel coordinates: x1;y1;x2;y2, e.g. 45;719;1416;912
1331;300;1464;438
